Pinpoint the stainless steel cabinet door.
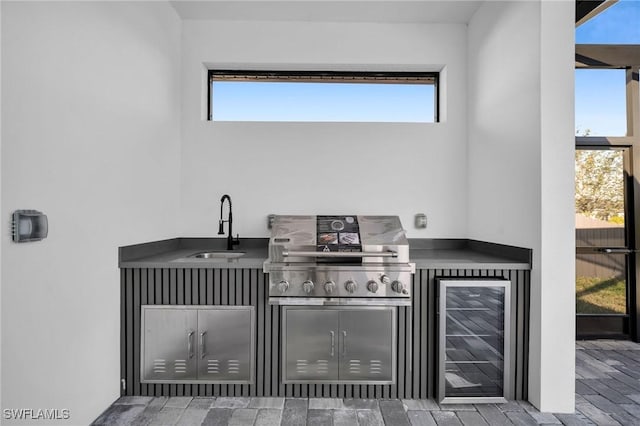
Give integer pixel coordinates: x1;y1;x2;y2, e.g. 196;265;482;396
142;308;198;382
285;309;340;382
197;308;254;383
338;309;394;383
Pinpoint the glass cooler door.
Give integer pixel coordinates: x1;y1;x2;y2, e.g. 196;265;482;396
438;280;511;403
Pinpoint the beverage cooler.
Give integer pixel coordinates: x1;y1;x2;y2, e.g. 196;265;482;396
437;279;511;404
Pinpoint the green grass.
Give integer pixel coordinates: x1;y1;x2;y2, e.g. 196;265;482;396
576;275;626;314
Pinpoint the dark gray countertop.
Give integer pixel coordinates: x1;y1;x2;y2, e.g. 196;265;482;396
120;238;531;270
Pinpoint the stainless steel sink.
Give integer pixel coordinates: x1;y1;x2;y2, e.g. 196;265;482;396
188;251;246;259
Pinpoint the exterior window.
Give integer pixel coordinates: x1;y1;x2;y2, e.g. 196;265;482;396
575;69;627;136
208;70;438;123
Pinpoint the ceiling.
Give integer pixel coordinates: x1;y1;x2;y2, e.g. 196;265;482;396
170;1;483;24
170;1;607;26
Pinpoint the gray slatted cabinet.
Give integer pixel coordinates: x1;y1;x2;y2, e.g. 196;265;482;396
283;306;395;384
141;306;255;384
438;279;511;404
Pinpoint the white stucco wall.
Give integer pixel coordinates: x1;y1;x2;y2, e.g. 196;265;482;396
467;0;575;412
1;2;181;424
179;20;468;238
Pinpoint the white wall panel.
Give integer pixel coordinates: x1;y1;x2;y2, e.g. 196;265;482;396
179;20;468;239
1;2;181;424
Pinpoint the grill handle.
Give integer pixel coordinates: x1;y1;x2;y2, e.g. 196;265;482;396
282;250;398;258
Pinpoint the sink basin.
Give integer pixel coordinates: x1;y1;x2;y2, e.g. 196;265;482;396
188;251;246;259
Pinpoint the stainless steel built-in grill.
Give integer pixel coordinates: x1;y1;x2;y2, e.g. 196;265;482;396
264;215;415;306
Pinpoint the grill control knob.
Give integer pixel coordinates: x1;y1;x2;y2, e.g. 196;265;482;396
367;280;379;293
345;280;358;293
277;280;290;293
324;281;336;294
391;280;405;293
302;280;315;294
380;274;391;285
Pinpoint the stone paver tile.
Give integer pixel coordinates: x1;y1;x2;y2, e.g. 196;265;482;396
575;394;589;405
356;409;385;426
625;394;640;405
175;407;208;426
609;371;640;397
229;408;259;426
92;404;146;426
248;397;285;409
581;381;636;404
164;397;193;409
403;399;440;411
517;400;538;412
457;411;489;426
188;397;215;409
620;403;640;419
201;408;234;426
431;411;463;426
333;409;358;426
147;397;168;411
439;403;476;411
499;401;526;412
611;412;640;426
584;394;627;415
529;411;562;424
281;398;308;426
307;409;333;426
554;412;595;426
575;403;621;426
127;399;170;426
148;407;184;426
407;410;437;426
602;379;639;396
475;404;512;426
114;396;154;406
576;380;599;395
343;399;379;410
212;397;251;409
379;399;411;426
254;408;283;426
504;411;538;426
309;398;344;410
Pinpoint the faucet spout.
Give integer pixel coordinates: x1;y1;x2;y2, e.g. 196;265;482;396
219;194;239;250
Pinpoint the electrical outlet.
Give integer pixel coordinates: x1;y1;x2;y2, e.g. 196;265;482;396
415;213;427;229
267;214;276;229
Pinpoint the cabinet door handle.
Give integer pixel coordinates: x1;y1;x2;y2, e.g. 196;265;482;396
342;331;347;356
200;331;207;359
330;331;335;357
187;331;195;359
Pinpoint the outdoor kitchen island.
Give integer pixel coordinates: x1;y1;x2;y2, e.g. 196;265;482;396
119;233;531;403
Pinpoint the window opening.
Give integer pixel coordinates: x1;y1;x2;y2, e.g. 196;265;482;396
208;70;439;123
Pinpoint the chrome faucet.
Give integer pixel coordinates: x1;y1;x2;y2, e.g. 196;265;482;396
218;194;240;250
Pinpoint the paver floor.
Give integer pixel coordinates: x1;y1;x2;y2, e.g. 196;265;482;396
92;339;640;425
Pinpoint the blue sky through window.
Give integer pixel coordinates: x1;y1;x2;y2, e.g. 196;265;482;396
211;81;435;122
575;0;640;136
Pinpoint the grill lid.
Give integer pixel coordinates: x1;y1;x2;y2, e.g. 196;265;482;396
266;215;410;265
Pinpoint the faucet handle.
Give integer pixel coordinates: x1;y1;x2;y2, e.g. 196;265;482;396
233;234;240;245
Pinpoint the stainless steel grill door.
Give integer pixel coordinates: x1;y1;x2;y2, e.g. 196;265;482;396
198;308;253;382
285;310;339;381
338;309;394;382
142;308;198;381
